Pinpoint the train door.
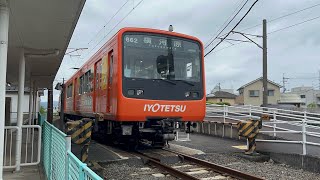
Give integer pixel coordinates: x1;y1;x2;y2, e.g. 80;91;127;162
73;78;77;112
95;60;102;113
107;51;113;113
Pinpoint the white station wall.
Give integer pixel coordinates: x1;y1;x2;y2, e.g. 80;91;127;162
5;92;40;124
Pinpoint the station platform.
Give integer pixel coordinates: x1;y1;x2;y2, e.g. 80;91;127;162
3;166;44;180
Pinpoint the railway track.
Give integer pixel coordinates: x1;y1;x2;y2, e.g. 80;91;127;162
135;149;264;180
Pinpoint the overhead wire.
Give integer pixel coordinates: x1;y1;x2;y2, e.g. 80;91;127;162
87;0;131;45
204;0;249;50
84;0;144;58
240;2;320;32
268;15;320;34
204;0;247;48
207;15;320;55
204;0;259;57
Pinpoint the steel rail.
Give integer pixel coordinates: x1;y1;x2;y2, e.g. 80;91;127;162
164;149;265;180
135;151;198;180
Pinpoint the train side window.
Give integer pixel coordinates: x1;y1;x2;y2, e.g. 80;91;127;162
109;52;114;84
79;75;85;94
85;70;92;92
66;83;73;98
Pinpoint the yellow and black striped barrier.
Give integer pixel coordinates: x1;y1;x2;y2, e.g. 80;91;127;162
237;119;262;155
66;119;94;162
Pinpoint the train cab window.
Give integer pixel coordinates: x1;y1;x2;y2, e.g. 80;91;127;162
123;33;201;82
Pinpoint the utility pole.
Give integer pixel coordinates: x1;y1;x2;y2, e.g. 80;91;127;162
318;70;320;90
218;83;221;91
262;19;268;107
282;73;289;93
60;78;65;122
47;86;53;124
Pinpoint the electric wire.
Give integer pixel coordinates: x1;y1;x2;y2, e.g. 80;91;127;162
204;0;259;57
268;15;320;34
240;2;320;32
87;0;131;45
207;15;320;55
205;0;249;50
204;0;247;48
84;0;144;59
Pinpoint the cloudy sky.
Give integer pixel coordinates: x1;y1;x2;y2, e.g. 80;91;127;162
43;0;320;101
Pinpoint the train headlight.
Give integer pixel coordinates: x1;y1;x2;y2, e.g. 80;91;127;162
192;92;199;98
128;89;135;96
185;92;190;97
136;89;144;96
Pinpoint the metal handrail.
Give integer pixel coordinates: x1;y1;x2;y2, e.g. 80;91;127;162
206;104;320;155
3;125;41;169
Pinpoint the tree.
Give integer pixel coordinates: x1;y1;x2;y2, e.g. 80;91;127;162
39;106;46;114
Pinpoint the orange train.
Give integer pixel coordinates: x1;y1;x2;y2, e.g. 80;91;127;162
62;27;205;146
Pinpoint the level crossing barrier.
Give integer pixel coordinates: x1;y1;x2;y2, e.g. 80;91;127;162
40;114;102;180
206;104;320;155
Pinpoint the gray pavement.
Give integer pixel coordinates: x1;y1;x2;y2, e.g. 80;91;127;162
172;133;246;154
3;166;44;180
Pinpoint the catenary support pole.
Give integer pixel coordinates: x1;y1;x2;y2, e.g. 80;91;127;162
262;19;268;106
0;0;9;178
47;87;53;123
15;49;25;171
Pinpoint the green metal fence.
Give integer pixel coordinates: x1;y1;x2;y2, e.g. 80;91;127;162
41;115;102;180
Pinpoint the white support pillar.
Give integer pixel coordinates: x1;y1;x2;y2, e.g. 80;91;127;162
15;49;25;171
0;1;9;179
32;83;37;124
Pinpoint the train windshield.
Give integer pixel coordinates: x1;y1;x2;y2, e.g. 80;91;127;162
123;33;202;82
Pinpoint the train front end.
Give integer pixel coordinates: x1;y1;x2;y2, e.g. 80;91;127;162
117;28;205;146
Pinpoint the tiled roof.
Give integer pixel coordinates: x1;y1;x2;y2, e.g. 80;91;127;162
237;77;282;90
207;91;237;99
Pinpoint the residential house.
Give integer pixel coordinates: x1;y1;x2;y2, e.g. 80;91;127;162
206;91;237;105
237;77;281;106
287;86;320;108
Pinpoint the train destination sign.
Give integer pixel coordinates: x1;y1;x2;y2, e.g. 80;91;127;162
123;34;199;53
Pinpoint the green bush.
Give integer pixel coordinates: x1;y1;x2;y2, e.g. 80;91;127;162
307;103;317;108
215;102;231;106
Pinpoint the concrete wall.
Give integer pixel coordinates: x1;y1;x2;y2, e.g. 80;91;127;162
243;80;280;106
192;121;243;140
206;98;236;105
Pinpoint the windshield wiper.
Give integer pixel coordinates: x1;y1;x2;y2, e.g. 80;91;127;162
176;80;195;86
153;78;176;85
